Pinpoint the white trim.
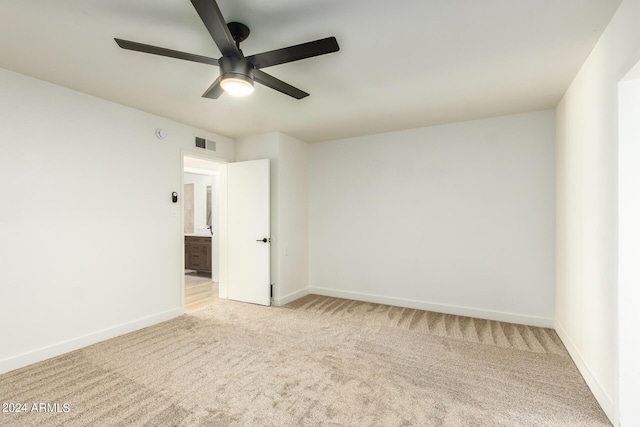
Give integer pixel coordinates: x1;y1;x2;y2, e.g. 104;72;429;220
555;320;615;423
217;163;228;299
308;286;554;328
273;288;309;306
0;308;182;375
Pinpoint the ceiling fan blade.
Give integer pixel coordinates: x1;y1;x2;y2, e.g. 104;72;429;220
190;0;240;58
202;76;224;99
114;39;219;66
253;69;309;99
247;37;339;69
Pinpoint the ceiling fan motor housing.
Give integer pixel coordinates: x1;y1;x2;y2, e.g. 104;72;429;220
219;56;255;85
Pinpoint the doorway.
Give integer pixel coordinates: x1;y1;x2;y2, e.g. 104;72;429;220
183;154;224;312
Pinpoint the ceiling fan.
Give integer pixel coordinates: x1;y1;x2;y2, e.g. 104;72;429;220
114;0;339;100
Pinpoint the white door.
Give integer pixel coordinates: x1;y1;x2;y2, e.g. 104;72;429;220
227;159;270;305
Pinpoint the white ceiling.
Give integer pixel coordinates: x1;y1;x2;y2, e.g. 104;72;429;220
0;0;621;142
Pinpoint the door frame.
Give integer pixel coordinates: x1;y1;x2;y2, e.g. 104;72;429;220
180;149;229;310
617;62;640;427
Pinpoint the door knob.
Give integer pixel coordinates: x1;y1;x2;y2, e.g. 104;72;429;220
256;238;270;243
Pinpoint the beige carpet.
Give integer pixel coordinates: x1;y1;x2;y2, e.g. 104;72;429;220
0;295;610;426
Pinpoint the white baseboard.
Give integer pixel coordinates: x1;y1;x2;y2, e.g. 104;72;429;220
0;307;183;375
555;321;615;425
273;288;309;306
308;286;554;328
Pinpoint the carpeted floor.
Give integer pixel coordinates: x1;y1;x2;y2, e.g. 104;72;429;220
0;295;610;426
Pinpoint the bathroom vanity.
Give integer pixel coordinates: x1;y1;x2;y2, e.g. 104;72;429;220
185;236;212;273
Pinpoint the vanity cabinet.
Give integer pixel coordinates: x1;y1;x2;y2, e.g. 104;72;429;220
185;236;212;273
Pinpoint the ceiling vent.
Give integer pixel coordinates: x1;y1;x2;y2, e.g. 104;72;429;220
195;137;216;152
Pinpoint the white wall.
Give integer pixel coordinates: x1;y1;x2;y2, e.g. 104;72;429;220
235;132;310;305
555;0;640;423
309;110;556;326
0;67;234;374
276;134;310;304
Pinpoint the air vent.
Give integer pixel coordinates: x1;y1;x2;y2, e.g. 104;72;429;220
195;137;216;151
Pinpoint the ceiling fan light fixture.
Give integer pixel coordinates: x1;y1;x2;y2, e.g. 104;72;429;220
220;75;254;96
219;56;255;97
